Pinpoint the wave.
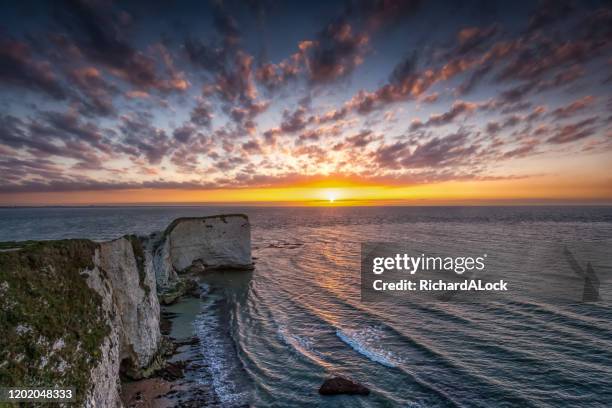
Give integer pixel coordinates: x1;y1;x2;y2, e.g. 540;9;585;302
194;295;250;407
336;326;401;368
276;325;328;367
277;326;315;354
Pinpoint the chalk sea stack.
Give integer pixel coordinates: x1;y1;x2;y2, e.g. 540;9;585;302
0;214;252;407
152;215;252;290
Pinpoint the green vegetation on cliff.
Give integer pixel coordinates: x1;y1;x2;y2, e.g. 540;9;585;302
0;240;109;405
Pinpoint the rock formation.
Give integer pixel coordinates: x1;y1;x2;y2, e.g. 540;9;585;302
0;214;252;407
152;214;253;292
319;376;371;396
98;237;162;378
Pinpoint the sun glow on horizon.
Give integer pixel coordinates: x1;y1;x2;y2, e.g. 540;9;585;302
322;188;343;204
1;172;612;206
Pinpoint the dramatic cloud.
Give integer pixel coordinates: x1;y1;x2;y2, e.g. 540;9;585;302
551;96;595;119
190;100;213;128
0;0;610;197
116;112;173;164
548;117;599;144
410;101;478;130
0;39;67;99
306;22;369;83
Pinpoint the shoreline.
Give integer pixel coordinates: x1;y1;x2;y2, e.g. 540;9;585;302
121;289;214;407
0;214;253;407
121;275;250;408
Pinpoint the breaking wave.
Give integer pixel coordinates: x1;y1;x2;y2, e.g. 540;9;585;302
336;326;401;368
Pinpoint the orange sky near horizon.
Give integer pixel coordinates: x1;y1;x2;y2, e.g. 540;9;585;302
2;173;611;206
2;2;612;207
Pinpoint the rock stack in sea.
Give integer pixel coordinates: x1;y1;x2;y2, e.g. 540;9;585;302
0;214;252;407
151;215;253;304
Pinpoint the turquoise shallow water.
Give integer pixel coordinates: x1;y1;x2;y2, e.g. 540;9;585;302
1;206;611;407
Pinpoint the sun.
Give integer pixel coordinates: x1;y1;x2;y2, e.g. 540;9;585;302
323;188;341;204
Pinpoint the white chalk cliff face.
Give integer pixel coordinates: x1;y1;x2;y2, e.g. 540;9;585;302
151;233;179;290
154;215;253;289
85;215;252;405
83;252;123;408
84;236;162;407
98;237;161;376
1;214;252;408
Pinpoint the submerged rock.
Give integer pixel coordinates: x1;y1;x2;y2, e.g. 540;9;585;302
319;377;370;396
156;361;186;381
158;278;200;305
159;290;182;306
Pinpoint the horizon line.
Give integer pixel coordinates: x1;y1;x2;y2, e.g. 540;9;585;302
2;198;612;208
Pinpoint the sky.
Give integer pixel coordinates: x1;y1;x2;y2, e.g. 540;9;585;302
0;0;611;205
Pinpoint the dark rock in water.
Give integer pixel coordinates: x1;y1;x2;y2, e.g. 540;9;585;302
184;259;206;274
175;336;200;347
319;377;370;395
160;315;172;335
159;290;181;305
157;361;185;381
184;278;201;298
159;278;201;304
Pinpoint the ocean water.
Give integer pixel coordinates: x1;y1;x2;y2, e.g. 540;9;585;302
1;206;612;407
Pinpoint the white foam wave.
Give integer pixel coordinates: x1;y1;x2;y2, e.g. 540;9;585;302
194;301;249;406
277;326;326;365
277;326;315;352
336;326;399;368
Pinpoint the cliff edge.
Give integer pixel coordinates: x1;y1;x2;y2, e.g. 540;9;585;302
152;214;253;291
0;214;252;407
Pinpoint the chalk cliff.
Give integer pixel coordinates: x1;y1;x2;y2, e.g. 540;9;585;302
153;214;253;290
98;236;162;378
0;214;252;407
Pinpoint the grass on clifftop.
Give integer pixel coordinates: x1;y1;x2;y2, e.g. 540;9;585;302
0;240;110;405
0;241;39;251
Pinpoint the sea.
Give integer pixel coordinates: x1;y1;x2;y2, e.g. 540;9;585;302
1;206;611;407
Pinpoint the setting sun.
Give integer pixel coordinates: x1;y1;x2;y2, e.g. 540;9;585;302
0;0;610;209
322;188;343;204
1;2;611;407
